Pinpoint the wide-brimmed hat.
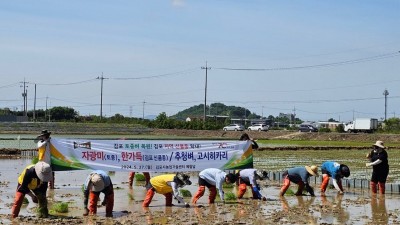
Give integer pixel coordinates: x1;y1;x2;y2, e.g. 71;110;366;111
175;172;192;186
34;162;53;182
373;140;385;149
37;130;51;138
305;165;319;177
90;173;105;192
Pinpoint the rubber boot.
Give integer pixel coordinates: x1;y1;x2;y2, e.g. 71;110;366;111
295;182;305;196
192;186;205;204
164;192;173;206
105;191;114;217
88;192;99;215
143;172;151;186
279;177;291;196
370;181;377;194
378;182;385;194
237;183;247;199
320;174;330;193
128;172;135;187
208;186;217;204
142;188;155;207
36;193;48;218
11;192;25;218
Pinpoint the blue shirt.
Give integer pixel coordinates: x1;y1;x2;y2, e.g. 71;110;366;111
287;167;311;184
321;161;341;180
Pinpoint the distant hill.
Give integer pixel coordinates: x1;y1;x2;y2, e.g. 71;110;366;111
171;103;260;120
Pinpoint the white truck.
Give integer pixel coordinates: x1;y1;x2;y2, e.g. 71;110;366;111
344;118;378;133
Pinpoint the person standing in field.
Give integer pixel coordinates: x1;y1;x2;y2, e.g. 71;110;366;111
279;165;319;196
320;161;350;195
36;130;55;189
366;140;389;194
239;133;259;150
192;168;237;204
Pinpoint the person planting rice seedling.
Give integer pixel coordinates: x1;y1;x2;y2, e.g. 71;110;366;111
192;168;237;205
279;165;318;197
11;162;53;218
236;169;269;200
83;170;114;217
142;172;192;207
320;161;350;195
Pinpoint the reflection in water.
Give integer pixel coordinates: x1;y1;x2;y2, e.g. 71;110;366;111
320;194;349;224
279;196;317;224
371;196;388;224
142;206;170;225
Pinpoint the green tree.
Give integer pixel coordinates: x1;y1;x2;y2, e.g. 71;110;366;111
49;106;78;121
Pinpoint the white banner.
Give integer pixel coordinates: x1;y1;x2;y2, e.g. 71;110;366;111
49;138;253;172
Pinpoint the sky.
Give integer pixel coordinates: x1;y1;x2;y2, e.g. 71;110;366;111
0;0;399;122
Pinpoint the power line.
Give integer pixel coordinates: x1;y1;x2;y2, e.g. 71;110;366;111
215;51;400;71
35;78;98;86
110;68;198;80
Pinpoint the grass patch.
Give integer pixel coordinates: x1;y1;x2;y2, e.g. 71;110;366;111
22;197;29;204
135;173;145;181
31;156;39;164
285;189;295;196
222;183;234;188
50;202;69;213
224;192;237;201
180;189;192;197
127;193;134;200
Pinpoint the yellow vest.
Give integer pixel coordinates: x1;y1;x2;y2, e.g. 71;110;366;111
150;174;175;194
18;165;41;190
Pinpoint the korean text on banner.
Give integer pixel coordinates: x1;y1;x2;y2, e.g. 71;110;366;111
49;139;253;172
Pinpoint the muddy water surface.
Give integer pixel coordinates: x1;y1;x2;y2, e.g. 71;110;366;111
1;159;399;224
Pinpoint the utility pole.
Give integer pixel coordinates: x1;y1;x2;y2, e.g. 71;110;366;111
21;79;28;117
292;106;296;126
201;62;211;126
142;100;146;120
383;89;389;121
262;106;264;118
97;73;108;121
33;83;36;121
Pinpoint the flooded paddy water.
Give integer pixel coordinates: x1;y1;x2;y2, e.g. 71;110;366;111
1;135;400;224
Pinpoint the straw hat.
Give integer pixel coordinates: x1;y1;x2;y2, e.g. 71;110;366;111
90;173;105;192
34;162;53;182
305;165;319;177
373;140;385;149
